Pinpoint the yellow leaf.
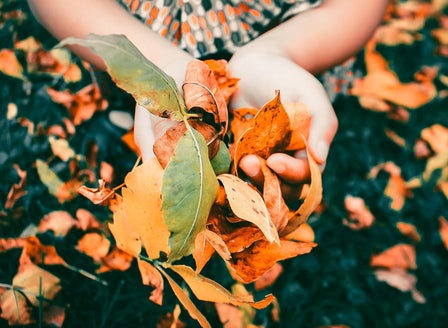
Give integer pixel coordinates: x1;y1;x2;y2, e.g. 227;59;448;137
122;158;170;260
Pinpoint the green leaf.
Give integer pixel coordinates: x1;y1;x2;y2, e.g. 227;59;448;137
210;141;231;175
35;159;64;196
57;34;186;120
162;123;219;262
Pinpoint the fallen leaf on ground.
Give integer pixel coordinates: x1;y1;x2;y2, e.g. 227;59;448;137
374;268;426;303
370;244;416;270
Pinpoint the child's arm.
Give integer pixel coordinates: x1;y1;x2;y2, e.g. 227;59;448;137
230;0;389;196
27;0;193;83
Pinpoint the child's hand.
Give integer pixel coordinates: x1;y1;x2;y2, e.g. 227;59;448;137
228;51;338;200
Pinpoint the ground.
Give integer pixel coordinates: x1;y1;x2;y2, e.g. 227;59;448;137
1;1;448;327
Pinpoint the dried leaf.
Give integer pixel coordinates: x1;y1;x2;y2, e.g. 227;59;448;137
97;247;133;273
370;244;417;270
192;230;216;273
137;259;165;305
183;59;228;134
254;263;283;291
282;223;315;243
58;34;186;120
0;49;23;79
75;208;101;231
123;158;170;260
233;91;291;172
204;59;239;103
162;127;219;262
77;232;111;263
108;195;142;257
78;179;116;205
5;164;27;209
374;268;426;304
168;264;275;309
217;174;279;244
420;124;448;153
48;135;75;161
0;238;26;252
343;195;375;230
230;239;316;283
230;107;258;144
439;216;448;250
158;266;211;328
260;158;289;231
396;222;421;243
23;236;66;266
280;136;322;236
37;211;78;237
283;102;311;151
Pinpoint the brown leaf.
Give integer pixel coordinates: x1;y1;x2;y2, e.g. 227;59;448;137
254;262;283;291
23;236;66;266
0;237;26;252
204;59;239;103
78;179;116;206
5;164;27;209
183;59;228;134
137;259;165;305
75;208;101;231
77;232;111;263
154;120;220;168
37;211;78;236
232;91;291;172
230;107;258;145
370;244;417;270
42;305;66;328
259;158;289;231
229;239;316;283
342;195;375;230
97;247;133;273
374;268;426;304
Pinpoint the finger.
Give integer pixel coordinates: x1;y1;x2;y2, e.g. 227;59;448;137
134;105;156;161
238;154;264;187
306;92;338;167
266;152;310;184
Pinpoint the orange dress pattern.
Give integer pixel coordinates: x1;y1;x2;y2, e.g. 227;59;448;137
118;0;322;58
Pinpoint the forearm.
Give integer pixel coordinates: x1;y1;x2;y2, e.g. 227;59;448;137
244;0;389;74
27;0;192;78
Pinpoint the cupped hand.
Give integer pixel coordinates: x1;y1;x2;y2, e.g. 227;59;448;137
228;50;338;200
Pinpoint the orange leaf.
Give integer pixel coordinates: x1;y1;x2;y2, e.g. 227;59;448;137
351;39;436;109
254;262;283;291
396;222;421;243
283;223;315;243
193;229;230;274
232;90;291;172
97;247;133;273
230;107;258;144
229;239;316;283
280;135;322;236
439;216;448;250
204;59;239;103
343;195;375;230
0;49;23;79
75;208;101;231
77;232;111;263
259;158;289;231
370;244;417;270
0;238;26;252
5;164;27;209
23;236;66;266
420;124;448;153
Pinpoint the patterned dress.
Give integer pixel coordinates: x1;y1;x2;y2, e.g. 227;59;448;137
118;0;322;59
117;0;356;100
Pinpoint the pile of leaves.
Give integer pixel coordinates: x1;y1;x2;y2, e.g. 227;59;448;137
1;0;448;327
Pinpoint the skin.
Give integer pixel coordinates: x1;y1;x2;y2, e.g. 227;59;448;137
27;0;389;198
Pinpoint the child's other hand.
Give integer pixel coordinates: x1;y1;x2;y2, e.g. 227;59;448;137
228;51;338;200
